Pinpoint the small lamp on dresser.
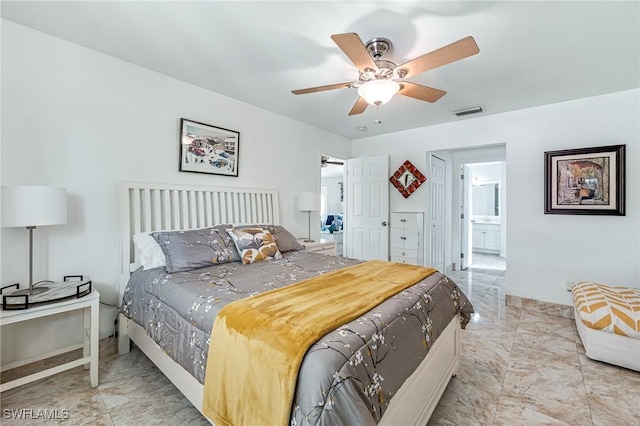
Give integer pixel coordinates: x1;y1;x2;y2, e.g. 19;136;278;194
1;185;67;295
296;192;320;243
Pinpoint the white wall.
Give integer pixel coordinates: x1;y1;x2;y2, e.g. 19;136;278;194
353;88;639;307
468;162;502;184
0;21;350;363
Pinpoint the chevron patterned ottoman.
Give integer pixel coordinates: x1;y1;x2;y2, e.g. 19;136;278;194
572;282;640;371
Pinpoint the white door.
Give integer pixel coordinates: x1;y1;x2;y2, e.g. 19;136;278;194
429;155;445;272
345;155;389;260
460;165;473;269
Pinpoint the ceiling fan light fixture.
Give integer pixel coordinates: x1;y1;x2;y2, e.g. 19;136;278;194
357;79;400;106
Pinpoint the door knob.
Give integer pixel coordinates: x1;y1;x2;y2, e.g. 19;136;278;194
381;221;387;227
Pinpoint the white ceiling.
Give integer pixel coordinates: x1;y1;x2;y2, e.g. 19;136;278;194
2;1;639;140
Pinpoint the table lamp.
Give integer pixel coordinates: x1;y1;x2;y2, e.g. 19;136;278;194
1;185;67;295
296;192;320;243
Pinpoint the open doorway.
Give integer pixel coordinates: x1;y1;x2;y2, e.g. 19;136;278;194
320;155;345;256
427;144;505;274
461;161;506;272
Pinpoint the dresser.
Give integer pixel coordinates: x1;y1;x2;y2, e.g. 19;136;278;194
390;212;424;265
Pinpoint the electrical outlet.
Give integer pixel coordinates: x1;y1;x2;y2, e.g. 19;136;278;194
565;281;575;292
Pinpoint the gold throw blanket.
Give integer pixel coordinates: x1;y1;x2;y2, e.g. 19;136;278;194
202;260;436;426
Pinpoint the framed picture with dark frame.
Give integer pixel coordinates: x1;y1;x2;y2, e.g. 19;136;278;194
544;144;625;215
179;118;239;177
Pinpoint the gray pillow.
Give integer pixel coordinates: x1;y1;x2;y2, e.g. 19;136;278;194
238;224;303;253
152;225;240;273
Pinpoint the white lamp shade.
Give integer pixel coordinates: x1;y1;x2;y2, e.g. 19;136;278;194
296;192;321;212
357;80;400;105
1;185;67;227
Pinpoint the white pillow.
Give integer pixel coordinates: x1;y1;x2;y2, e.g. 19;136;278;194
133;233;166;270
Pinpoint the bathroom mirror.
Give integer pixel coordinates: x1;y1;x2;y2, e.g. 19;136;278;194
472;183;500;217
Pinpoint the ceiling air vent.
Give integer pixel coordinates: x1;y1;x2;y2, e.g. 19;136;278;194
453;106;484;117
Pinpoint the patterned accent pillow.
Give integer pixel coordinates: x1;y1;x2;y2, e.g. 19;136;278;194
152;225;240;273
227;227;283;265
238;224;303;253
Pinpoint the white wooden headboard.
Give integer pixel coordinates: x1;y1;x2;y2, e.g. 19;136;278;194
118;181;280;298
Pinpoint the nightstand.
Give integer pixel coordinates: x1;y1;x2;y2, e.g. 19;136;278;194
298;238;337;256
0;289;100;392
320;232;343;256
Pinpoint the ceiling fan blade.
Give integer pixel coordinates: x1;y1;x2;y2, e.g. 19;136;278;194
322;159;345;166
397;36;479;79
331;33;378;71
348;97;369;115
399;82;447;103
292;82;352;95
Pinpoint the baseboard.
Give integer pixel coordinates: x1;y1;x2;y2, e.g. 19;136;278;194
506;294;574;319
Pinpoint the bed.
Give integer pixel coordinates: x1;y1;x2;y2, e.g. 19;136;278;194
117;181;473;425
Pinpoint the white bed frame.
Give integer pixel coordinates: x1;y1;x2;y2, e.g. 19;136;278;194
117;181;461;425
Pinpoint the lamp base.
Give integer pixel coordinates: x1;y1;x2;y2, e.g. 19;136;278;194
13;286;50;296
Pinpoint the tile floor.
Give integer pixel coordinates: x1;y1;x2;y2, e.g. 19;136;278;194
1;253;639;425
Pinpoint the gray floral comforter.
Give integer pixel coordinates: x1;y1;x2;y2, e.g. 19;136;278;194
121;251;473;425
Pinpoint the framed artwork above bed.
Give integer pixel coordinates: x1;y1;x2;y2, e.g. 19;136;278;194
544;144;625;215
179;118;240;177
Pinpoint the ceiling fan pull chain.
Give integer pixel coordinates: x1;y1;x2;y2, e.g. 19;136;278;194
374;102;382;124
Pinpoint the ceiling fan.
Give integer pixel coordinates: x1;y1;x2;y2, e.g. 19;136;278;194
292;33;479;122
321;155;344;168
